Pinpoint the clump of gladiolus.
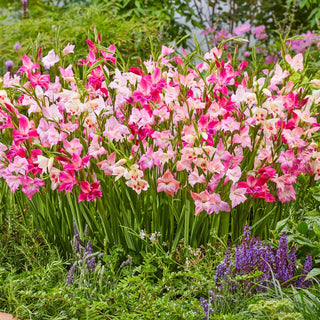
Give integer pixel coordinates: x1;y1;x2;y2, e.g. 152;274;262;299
0;38;319;218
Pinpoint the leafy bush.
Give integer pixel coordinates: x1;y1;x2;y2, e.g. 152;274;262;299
0;0;183;74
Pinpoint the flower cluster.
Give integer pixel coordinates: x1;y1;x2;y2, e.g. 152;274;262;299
67;222;99;285
215;226;313;292
0;39;319;218
202;23;320;64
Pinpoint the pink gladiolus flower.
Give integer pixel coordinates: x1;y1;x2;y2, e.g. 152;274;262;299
188;169;206;187
21;176;45;199
58;170;77;193
63;138;83;156
226;166;242;183
28;72;50;90
7;156;29;175
190;190;230;215
161;45;175;57
42;50;60;69
12;116;39;144
233;23;251;36
252;25;266;39
126;178;149;194
157;169;180;197
229;184;247;208
62;43;75;56
78;181;102;202
103;116;130;142
277;184;296;203
5;174;22;193
17;54;39;75
285;53;303;72
63;153;91;171
97;152;127;178
59;65;75;82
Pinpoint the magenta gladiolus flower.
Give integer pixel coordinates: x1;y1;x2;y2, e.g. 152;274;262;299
78;181;102;202
12;116;39;144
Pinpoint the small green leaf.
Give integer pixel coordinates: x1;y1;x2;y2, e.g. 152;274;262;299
297;221;309;235
305;268;320;281
312;193;320;201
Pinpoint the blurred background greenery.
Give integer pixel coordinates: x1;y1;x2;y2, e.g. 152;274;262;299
0;0;319;74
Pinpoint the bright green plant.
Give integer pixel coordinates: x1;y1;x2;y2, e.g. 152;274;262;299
0;0;181;74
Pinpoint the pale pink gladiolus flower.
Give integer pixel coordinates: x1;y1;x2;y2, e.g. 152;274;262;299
7;156;29;175
157;169;180;197
229;184;247;208
126;178;149;194
103;116;130;142
124;164;143;181
50;167;60;190
35;155;54;174
233;23;251;36
59;65;75;83
188;169;206;187
161;45;174;57
5;174;22;193
21;176;45;199
63;138;83;156
277;184;296;203
97;152;126;176
226;166;242;183
285;53;303;72
62;43;75;56
42;50;60;69
191;190;230;215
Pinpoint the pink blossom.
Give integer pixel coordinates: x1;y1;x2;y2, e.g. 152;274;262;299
277;184;296;203
62;43;75;56
7;156;29;175
229;184;247;208
78;181;102;202
63;153;91;171
188;169;206;187
12;116;38;144
157;169;180;197
42;50;60;69
59;65;75;82
5;174;22;193
226;166;242;183
103;116;130;142
233;23;251;36
161;45;175;57
285;53;303;72
63;138;83;156
21;176;45;199
126;178;149;194
190;190;230;215
58;170;77;193
97;152;126;177
17;54;39;75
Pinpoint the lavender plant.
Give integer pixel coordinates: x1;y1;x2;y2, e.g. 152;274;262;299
66;222;101;288
215;226;313;293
